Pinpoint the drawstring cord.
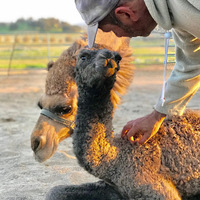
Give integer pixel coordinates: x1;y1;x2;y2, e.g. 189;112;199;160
161;31;172;106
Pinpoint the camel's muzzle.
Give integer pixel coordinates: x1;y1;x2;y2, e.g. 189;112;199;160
104;58;119;77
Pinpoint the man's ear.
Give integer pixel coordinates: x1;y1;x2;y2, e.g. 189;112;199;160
115;6;138;24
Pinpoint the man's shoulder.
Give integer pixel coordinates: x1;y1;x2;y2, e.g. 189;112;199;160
187;0;200;10
170;0;200;38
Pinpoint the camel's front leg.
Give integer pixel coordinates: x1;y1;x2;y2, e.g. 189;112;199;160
45;180;125;200
128;172;181;200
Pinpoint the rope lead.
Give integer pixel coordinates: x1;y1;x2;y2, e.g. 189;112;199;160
161;31;172;106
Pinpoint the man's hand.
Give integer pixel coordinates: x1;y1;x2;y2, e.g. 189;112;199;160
121;110;166;144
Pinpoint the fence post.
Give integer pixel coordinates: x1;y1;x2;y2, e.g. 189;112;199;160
47;33;51;61
7;34;17;76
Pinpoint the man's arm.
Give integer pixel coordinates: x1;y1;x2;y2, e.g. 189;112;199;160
122;31;200;144
155;30;200;117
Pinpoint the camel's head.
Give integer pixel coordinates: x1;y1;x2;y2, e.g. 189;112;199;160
31;89;78;163
75;48;121;91
31;30;134;163
31;42;79;163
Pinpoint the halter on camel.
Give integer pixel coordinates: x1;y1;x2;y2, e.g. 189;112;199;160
40;108;75;133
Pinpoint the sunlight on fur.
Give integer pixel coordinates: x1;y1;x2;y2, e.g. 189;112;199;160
86;123;119;168
135;170;181;199
39;122;71;144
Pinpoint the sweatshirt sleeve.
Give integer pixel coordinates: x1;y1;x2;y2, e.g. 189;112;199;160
154;30;200;117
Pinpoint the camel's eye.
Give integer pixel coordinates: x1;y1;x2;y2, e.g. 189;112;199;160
61;106;72;115
81;56;87;61
79;52;90;61
54;105;72;115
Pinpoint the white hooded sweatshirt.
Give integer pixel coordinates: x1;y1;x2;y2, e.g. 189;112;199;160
144;0;200;116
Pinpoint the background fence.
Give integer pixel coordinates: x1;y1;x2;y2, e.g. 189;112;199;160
0;31;175;71
131;31;175;66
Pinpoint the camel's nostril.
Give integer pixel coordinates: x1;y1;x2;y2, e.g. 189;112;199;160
32;137;41;152
104;59;118;77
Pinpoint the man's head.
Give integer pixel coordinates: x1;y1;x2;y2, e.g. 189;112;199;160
75;0;120;48
75;0;157;48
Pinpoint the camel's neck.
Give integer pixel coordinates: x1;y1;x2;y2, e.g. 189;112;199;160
77;87;113;121
73;86;116;174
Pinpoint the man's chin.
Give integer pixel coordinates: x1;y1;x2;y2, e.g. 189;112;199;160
119;29;152;38
99;26;152;38
142;32;151;37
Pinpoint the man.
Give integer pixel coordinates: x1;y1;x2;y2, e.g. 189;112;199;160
75;0;200;144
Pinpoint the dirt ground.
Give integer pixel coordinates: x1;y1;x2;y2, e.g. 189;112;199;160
0;67;199;200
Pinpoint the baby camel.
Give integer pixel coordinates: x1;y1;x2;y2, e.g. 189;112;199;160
46;48;200;200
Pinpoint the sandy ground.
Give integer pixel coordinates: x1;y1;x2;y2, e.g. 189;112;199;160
0;67;199;200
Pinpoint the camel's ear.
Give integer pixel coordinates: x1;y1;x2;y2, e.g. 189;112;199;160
47;60;54;71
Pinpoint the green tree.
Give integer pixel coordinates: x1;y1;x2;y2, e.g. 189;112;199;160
9;23;18;31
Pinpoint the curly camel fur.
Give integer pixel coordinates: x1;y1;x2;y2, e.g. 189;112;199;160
31;30;135;162
46;48;200;200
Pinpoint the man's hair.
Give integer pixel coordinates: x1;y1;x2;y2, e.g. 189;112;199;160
99;0;132;27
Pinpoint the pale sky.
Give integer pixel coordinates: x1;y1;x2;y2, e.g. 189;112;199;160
0;0;84;25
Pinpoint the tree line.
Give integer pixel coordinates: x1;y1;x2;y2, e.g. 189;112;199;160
0;18;82;33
